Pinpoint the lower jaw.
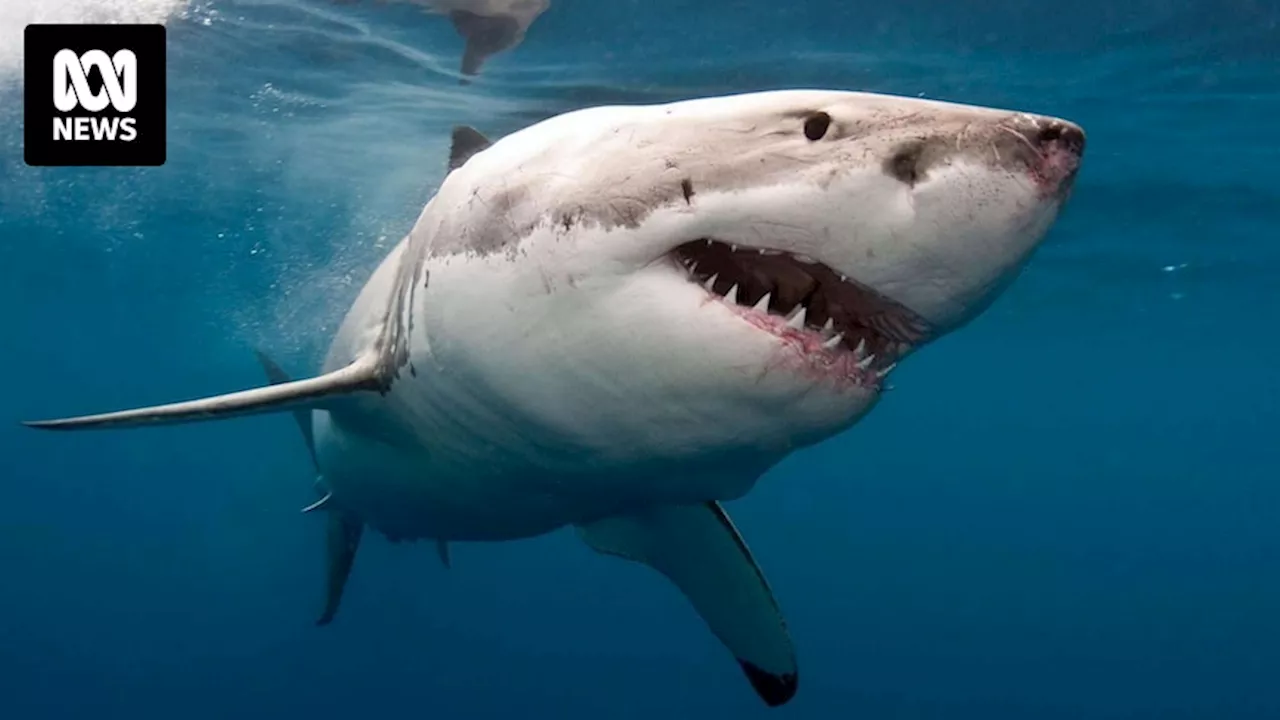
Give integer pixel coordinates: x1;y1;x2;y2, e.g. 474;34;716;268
722;301;900;394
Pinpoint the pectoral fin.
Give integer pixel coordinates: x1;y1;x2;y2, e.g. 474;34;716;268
23;354;382;431
317;510;363;626
577;502;798;707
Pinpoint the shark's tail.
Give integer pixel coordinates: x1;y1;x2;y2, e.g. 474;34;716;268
22;353;384;431
447;10;521;81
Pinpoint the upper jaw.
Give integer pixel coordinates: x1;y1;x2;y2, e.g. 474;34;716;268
667;238;931;391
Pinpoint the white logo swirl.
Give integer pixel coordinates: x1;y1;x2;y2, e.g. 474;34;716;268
53;49;137;113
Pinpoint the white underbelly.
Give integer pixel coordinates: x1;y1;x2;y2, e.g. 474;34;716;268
311;407;581;541
308;387;772;542
307;246;782;540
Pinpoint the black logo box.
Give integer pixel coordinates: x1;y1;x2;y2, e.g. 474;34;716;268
24;24;166;167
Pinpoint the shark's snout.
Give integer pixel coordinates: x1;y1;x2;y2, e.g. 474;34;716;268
883;111;1086;198
1026;117;1086;156
998;114;1086;196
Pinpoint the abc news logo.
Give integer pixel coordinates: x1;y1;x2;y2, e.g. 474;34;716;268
25;24;166;166
54;49;140;142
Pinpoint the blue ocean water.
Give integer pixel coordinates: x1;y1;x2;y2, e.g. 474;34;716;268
1;0;1278;717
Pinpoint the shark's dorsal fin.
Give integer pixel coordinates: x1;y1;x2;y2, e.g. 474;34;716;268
449;125;492;171
436;540;452;569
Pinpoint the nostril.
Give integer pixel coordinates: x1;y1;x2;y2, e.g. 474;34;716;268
884;140;926;186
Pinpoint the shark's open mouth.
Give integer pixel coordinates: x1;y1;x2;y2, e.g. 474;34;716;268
670;239;933;387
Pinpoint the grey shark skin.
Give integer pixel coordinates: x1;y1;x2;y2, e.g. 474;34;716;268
24;90;1085;708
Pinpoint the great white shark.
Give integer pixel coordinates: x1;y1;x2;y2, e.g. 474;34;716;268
25;89;1085;707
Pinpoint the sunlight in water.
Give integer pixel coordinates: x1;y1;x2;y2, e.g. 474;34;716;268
0;0;192;77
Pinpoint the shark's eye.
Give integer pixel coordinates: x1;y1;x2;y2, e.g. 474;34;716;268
803;112;831;141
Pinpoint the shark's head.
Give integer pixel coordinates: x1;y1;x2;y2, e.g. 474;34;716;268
422;89;1085;478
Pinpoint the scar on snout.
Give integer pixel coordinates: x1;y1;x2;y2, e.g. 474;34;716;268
681;178;695;203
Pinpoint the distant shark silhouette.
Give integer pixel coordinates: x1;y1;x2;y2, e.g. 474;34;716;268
335;0;551;82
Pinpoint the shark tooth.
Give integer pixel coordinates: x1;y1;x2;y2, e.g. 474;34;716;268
785;305;807;329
